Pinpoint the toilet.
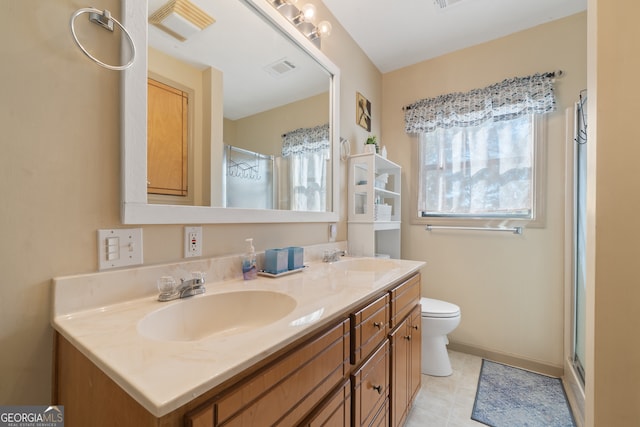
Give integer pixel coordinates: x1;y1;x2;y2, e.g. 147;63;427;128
420;297;461;376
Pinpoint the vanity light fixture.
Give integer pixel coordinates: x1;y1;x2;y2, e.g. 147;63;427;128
270;0;331;48
292;4;316;38
309;20;332;41
149;0;215;42
294;3;316;24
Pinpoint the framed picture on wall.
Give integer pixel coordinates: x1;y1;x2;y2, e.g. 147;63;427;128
356;92;371;131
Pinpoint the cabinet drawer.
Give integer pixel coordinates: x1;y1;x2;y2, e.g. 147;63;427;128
389;274;420;328
302;379;351;427
369;398;389;427
214;319;350;426
351;341;389;427
351;293;389;365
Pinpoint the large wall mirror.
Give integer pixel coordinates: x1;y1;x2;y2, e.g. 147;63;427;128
122;0;340;224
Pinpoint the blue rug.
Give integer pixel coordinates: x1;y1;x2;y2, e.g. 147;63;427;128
471;360;576;427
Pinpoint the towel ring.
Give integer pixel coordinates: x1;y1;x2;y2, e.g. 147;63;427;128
70;8;136;71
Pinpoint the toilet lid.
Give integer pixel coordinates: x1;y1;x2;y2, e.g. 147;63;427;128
420;297;460;318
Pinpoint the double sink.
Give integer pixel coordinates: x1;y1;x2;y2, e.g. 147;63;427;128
138;257;399;342
52;256;422;417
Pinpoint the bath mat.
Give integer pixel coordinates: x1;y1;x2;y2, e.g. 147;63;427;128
471;359;576;427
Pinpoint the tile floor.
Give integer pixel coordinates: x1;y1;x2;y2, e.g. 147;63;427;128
405;350;486;427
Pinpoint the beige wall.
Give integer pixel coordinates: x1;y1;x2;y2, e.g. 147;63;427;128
0;0;381;404
230;92;330;156
587;1;640;424
382;13;587;369
12;3;638;423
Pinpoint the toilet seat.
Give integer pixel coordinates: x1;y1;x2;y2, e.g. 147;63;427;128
421;297;460;318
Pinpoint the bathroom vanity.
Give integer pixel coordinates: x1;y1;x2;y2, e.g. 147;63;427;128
52;256;424;426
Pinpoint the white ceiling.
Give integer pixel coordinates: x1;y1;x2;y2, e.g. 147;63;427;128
322;0;587;73
147;0;586;119
148;0;330;120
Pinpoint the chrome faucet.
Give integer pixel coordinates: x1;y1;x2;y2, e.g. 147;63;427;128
157;272;206;302
322;249;346;263
177;273;206;298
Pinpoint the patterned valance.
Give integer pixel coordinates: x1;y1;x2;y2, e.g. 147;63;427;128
282;123;330;157
404;73;556;134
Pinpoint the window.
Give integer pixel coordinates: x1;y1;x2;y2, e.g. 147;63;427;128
281;124;331;212
289;149;330;212
405;73;555;226
415;114;545;226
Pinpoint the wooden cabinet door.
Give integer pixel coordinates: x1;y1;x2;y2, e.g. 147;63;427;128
214;320;350;426
408;305;422;403
351;341;389;427
368;397;389;427
147;78;188;196
186;404;214;427
302;379;351;427
389;317;410;427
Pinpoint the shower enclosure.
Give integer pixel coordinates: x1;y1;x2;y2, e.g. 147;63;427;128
564;91;587;425
223;145;275;209
573;91;587;385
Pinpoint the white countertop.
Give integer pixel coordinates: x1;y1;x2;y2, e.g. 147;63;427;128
52;256;424;417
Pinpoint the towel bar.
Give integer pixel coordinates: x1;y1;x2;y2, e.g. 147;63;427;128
425;225;523;235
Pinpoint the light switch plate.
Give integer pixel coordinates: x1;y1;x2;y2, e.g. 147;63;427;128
98;228;143;270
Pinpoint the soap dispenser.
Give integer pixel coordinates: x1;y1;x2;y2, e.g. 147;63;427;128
242;238;257;280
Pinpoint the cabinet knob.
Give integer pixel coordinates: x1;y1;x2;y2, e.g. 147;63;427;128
404;335;411;341
373;321;382;329
372;384;382;394
413;325;419;330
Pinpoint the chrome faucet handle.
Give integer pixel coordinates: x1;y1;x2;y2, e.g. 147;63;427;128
191;271;206;284
322;249;347;262
157;276;178;301
179;271;206;287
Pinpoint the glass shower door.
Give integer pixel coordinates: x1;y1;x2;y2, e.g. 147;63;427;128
223;145;275;209
573;92;587;384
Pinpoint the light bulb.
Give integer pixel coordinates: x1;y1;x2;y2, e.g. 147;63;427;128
273;0;297;6
316;20;332;37
301;4;316;21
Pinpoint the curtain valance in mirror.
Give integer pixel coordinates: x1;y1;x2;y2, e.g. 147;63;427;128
282;123;330;156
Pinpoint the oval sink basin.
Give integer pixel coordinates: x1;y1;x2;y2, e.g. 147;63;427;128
330;258;399;272
138;290;297;342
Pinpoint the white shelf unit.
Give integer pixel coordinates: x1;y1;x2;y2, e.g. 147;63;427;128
348;153;401;259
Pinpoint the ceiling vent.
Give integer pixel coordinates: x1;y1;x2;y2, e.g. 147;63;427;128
434;0;468;10
264;58;297;79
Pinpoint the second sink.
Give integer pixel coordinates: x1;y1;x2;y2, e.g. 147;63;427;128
330;257;400;272
138;290;297;342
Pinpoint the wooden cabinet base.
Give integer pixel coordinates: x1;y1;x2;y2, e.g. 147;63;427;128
53;334;161;427
54;273;422;427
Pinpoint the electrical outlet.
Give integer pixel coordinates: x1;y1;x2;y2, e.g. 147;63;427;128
329;223;337;242
184;226;203;258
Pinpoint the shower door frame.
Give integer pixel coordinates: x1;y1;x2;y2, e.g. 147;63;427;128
572;96;587;386
562;99;587;427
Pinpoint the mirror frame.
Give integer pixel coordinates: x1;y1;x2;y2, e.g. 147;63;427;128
121;0;340;224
